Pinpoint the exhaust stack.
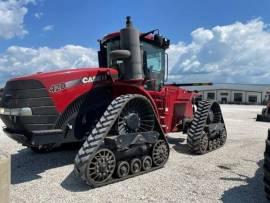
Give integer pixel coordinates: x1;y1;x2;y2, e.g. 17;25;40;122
120;16;144;81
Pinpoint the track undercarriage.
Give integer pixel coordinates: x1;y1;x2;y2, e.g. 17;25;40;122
187;100;227;154
74;94;169;187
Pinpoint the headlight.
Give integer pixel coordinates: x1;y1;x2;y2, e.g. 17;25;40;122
0;107;32;116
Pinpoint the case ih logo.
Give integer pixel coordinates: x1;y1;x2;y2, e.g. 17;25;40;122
82;74;108;84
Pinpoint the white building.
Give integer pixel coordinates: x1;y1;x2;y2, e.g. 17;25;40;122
188;84;270;105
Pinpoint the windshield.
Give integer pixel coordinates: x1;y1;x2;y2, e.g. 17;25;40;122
105;39;165;89
142;42;165;90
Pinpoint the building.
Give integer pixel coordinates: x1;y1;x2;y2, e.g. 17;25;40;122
187;84;270;105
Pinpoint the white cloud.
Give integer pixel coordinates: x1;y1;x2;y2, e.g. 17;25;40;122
0;0;35;39
0;45;98;86
1;18;270;86
43;25;54;32
34;12;43;19
168;19;270;84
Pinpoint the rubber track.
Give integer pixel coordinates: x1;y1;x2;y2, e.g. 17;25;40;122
187;100;226;154
264;129;270;200
74;94;167;186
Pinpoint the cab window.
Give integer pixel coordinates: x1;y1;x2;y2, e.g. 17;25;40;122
142;42;165;90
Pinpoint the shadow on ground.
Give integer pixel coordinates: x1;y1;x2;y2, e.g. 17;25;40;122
167;136;191;155
220;160;268;202
11;144;80;184
61;171;92;192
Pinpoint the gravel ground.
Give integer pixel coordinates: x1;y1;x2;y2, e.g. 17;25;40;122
0;104;269;203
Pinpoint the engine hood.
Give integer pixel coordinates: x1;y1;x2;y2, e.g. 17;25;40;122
5;67;118;112
9;67;118;84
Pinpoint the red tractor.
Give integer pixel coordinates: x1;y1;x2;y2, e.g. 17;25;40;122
0;17;226;187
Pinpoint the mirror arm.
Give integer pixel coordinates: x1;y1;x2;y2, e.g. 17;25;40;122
110;50;131;60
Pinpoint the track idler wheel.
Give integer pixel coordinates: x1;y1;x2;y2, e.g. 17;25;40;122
208;140;213;151
152;140;169;166
130;158;142;174
220;129;227;146
142;156;152;171
199;132;209;154
116;161;130;178
85;148;116;186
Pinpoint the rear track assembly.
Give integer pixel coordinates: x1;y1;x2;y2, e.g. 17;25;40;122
187;100;227;154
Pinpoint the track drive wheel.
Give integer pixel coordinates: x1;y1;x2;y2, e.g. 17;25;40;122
85;148;116;187
152;140;169;166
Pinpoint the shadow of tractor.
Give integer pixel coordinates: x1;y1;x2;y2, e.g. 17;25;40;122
11;144;79;184
166;135;191;155
220;160;268;202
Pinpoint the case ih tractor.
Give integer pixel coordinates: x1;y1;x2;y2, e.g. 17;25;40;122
0;17;226;187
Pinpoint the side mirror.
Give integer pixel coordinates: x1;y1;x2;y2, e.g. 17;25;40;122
110;50;131;60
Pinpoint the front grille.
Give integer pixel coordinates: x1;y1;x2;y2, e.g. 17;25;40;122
0;80;59;132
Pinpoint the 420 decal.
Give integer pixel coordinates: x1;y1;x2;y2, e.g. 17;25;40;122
48;74;109;93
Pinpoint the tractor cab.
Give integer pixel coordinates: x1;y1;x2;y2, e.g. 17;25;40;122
98;17;170;91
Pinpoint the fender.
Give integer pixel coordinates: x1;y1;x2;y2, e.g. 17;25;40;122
111;81;165;134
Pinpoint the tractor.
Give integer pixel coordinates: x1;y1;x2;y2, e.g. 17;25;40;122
0;17;226;187
264;129;270;200
257;102;270;122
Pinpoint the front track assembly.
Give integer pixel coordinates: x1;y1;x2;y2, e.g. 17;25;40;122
74;94;169;187
187;100;227;154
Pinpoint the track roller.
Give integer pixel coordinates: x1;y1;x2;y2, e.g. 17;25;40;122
212;140;217;149
208;140;213;151
142;156;152;171
216;138;221;148
130;158;142;174
116;161;130;178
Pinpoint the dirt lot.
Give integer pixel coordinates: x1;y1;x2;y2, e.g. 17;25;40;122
0;104;269;203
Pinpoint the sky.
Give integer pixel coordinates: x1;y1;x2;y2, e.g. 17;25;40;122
1;0;270;86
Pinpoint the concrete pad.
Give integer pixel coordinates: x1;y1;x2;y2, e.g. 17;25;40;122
0;151;10;203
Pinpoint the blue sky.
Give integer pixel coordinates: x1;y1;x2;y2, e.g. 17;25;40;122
1;0;270;51
1;0;270;86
